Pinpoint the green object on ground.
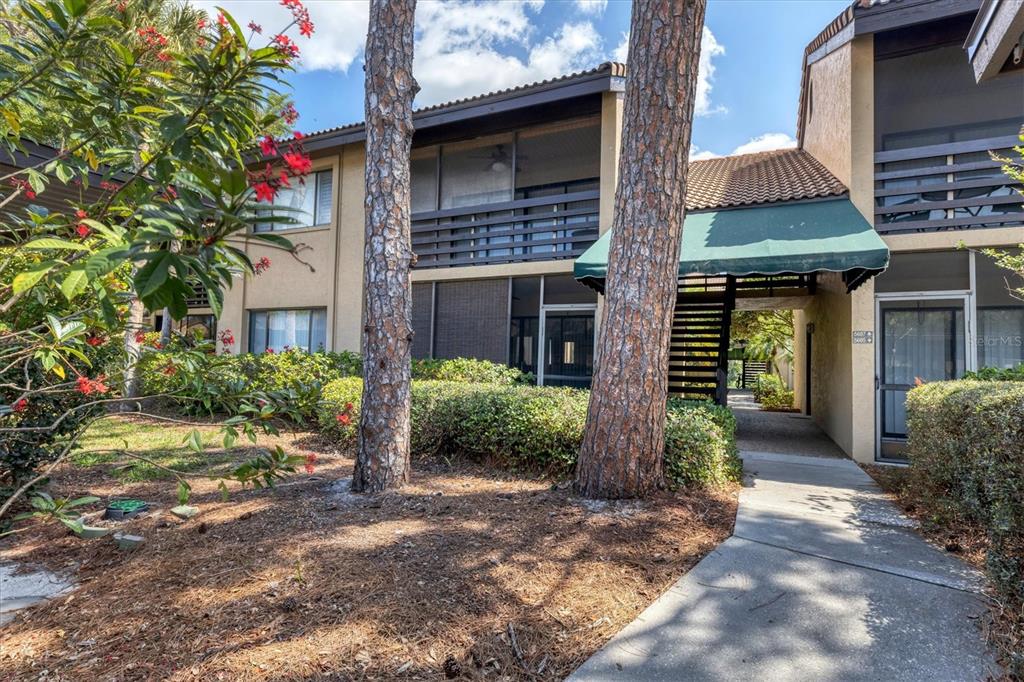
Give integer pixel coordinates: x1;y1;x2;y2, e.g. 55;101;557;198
573;198;890;286
77;526;112;539
113;533;145;550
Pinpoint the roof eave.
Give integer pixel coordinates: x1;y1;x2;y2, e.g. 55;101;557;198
300;65;623;153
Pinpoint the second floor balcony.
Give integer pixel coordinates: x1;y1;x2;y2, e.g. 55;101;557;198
409;116;601;269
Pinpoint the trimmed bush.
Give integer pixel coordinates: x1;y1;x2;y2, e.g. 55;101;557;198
411;357;529;384
752;373;794;411
905;380;1024;674
964;363;1024;381
319;379;741;488
142;347;519;420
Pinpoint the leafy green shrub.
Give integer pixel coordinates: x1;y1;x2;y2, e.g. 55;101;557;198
752;373;794;410
411;357;529;384
963;363;1024;381
319;379;741;488
905;380;1024;674
143;348;519;420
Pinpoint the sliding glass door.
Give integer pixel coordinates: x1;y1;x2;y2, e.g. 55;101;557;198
876;297;968;460
538;305;596;388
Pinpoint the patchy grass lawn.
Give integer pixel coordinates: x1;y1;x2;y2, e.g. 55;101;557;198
0;415;738;681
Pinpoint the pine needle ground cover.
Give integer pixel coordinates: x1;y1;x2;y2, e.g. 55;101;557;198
0;415;738;680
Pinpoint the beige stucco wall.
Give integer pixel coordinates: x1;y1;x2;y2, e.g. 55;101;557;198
333;143;366;352
795;34;877;462
800;273;855;455
802;42;852;186
217;147;369;354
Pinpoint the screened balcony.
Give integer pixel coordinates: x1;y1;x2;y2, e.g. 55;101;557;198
410;117;601;268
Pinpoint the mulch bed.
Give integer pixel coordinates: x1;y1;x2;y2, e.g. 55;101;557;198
1;419;738;680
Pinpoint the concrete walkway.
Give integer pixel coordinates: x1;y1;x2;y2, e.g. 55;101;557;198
569;451;999;681
730;390;847;458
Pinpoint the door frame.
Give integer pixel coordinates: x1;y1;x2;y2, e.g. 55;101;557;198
874;290;974;461
537;303;598;386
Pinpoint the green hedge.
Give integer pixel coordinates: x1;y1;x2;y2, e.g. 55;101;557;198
319;379;740;489
963;363;1024;381
752;373;794;410
141;346;526;419
905;380;1024;674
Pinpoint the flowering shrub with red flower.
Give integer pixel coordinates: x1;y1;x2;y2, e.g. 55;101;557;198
253;256;271;275
12;398;28;413
1;0;323;523
75;375;109;396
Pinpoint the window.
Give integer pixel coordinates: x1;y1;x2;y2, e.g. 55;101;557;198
976;249;1024;370
255;169;332;232
439;134;514;209
249;309;327;353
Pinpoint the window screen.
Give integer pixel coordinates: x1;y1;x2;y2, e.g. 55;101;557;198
433;279;509;362
411;282;434;359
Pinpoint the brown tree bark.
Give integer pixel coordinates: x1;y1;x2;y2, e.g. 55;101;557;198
352;0;418;493
575;0;707;498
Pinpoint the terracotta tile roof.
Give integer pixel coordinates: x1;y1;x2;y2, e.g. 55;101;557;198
686;148;847;211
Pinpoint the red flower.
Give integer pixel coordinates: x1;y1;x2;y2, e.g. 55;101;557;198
254;256;271;275
344;402;354;412
304;453;317;474
272;34;300;59
75;209;87;219
116;1;127;11
259;136;278;157
154;341;163;350
280;103;298;125
217;12;228;27
278;171;291;188
197;17;207;29
138;26;168;48
248;21;262;34
162;185;177;200
335;413;351;426
157;51;171;62
252;181;276;203
134;330;147;343
163;363;178;376
265;348;275;354
9;177;34;199
85;334;104;347
299;19;314;37
282;151;311;176
218;329;235;348
292;131;304;140
75;223;91;238
12;398;28;413
99;180;120;192
75;375;109;396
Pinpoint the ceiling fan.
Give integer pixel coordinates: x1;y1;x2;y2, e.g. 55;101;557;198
468;144;526;173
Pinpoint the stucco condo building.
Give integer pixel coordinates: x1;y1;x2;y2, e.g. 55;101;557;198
176;0;1023;465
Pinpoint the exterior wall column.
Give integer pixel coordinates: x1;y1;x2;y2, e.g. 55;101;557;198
594;90;623;335
333;143;366;352
849;34;876;463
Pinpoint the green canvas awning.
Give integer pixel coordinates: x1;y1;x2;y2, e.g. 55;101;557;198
574;198;889;291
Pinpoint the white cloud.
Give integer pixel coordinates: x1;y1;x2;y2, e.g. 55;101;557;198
689;145;720;161
194;0;369;72
731;132;797;155
413;2;604;106
610;27;724;118
612;30;629;62
690;132;797;160
695;27;725;116
574;0;608;15
191;2;729;121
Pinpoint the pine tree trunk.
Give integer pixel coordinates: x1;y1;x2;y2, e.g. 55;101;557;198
352;0;418;493
575;0;706;499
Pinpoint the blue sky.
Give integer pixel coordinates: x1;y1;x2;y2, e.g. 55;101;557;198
205;0;851;158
